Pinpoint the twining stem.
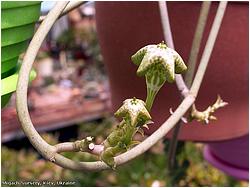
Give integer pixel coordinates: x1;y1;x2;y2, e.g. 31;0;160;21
158;1;175;49
190;2;228;94
167;106;182;171
166;1;212;170
16;1;227;171
16;1;70;162
55;142;104;156
176;1;227;169
185;2;211;88
38;1;86;23
159;2;189;97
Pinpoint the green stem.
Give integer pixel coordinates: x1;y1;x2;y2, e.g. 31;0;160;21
145;87;158;112
145;74;165;112
145;71;166;112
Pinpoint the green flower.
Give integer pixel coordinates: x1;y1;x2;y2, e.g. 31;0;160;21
102;98;152;169
132;42;187;80
131;41;187;111
114;97;151;127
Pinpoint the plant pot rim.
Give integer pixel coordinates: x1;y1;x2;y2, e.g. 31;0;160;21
1;40;28;62
1;66;17;79
2;23;36;47
1;93;13;108
203;145;249;181
1;67;36;96
1;2;41;29
1;1;41;10
1;57;18;74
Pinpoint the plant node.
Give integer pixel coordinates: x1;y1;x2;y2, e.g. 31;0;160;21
74;136;94;152
189;95;228;124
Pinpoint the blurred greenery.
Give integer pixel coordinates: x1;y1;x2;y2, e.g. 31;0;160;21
1;116;248;187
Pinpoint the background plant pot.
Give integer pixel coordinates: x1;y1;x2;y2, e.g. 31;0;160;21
1;67;37;108
203;134;249;180
1;65;17;79
1;57;18;78
95;2;248;142
1;1;41;108
1;40;29;62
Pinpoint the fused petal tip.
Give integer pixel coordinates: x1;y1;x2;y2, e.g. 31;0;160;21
115;97;151;127
131;42;187;82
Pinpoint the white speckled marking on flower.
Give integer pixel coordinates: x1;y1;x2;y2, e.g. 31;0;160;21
131;41;187;111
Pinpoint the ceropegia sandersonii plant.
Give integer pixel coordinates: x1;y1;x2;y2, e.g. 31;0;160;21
79;42;227;169
100;98;152;168
99;41;187;168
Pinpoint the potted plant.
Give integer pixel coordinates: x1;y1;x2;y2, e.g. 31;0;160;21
1;1;41;108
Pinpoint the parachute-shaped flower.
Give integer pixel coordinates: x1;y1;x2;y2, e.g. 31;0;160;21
115;97;151;127
131;41;187;111
131;41;187;83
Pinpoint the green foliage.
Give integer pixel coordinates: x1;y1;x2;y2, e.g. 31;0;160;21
1;146;66;184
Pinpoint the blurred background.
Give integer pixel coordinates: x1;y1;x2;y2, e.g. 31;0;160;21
1;1;249;187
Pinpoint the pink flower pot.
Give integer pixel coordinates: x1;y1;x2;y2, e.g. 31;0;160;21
204;134;249;180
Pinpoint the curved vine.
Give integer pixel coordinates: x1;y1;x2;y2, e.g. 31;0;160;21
16;1;228;171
